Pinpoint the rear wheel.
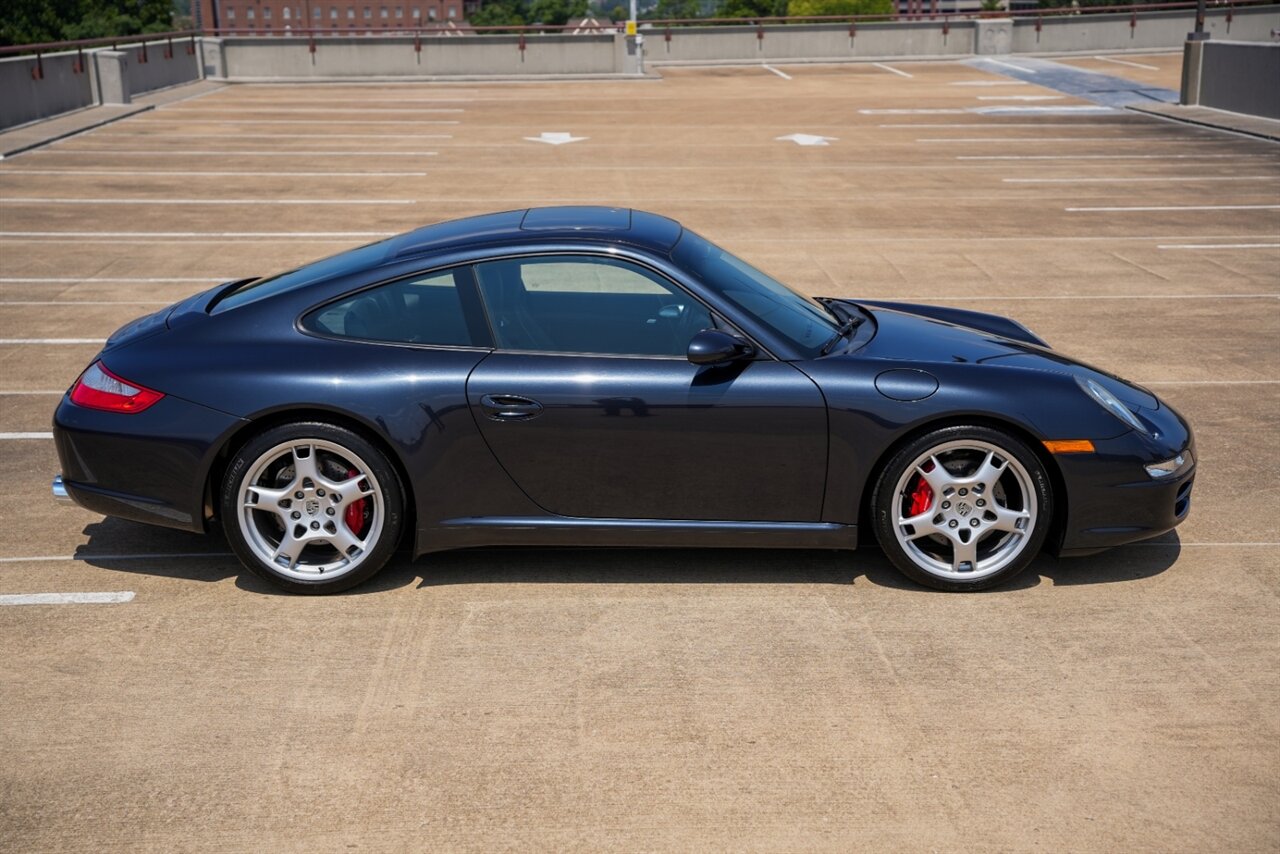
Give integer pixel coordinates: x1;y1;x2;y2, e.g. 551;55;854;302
872;425;1051;591
221;422;403;594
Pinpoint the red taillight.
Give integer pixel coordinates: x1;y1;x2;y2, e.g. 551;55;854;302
69;362;164;413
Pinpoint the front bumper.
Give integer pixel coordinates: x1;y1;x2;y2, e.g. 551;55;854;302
53;393;246;532
1055;400;1196;555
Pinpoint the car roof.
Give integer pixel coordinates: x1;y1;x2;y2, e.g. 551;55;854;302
389;206;685;260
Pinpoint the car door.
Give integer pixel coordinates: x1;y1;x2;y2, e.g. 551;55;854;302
464;253;828;522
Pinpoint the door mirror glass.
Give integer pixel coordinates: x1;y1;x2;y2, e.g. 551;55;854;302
687;329;754;366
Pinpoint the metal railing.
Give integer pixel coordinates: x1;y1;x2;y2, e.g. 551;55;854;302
0;0;1268;58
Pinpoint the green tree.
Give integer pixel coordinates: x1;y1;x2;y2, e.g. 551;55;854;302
718;0;787;18
1;0;175;46
646;0;703;19
528;0;589;24
786;0;892;15
468;0;527;25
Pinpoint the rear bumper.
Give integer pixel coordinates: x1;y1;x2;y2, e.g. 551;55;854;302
53;393;246;532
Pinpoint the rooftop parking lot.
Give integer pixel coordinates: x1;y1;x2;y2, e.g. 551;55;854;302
1;57;1278;850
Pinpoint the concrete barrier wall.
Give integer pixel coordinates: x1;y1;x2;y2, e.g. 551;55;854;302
646;21;975;63
220;34;622;78
119;39;204;94
1011;5;1280;53
1196;40;1280;119
0;50;95;130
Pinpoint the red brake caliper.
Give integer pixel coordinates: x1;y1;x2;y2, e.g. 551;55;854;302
344;468;367;535
908;473;934;516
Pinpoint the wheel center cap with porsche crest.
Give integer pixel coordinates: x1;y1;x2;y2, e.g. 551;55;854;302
305;498;320;516
957;501;972;517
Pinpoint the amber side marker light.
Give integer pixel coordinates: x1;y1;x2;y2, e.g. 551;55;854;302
1043;439;1096;454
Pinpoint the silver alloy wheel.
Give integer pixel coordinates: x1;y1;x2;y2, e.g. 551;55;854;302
891;439;1037;582
238;438;385;581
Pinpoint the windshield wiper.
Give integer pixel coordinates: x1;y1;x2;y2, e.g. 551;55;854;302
820;314;864;355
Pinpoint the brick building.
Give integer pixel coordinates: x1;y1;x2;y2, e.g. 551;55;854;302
196;0;482;31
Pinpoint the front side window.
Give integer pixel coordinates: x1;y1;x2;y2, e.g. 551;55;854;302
304;268;480;347
672;229;839;359
474;256;711;357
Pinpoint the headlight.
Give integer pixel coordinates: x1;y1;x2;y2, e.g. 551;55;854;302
1145;450;1193;479
1077;377;1148;435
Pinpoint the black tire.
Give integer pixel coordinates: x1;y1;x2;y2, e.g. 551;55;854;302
871;425;1052;592
220;422;404;594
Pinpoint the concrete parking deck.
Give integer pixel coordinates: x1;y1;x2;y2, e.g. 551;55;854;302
1;60;1277;851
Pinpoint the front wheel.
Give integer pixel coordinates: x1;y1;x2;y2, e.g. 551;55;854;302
221;422;404;594
872;426;1052;591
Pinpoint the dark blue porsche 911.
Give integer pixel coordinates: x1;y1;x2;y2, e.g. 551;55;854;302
52;207;1195;593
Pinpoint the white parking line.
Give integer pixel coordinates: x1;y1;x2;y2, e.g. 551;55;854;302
0;592;135;605
949;80;1029;86
976;95;1064;101
920;137;1206;143
0;552;231;563
31;151;439;157
1004;176;1278;183
981;58;1036;73
132;119;460;125
94;133;453;140
1126;542;1280;547
164;107;464;114
0;277;226;283
0;170;430;177
0;390;62;394
1141;380;1280;385
1158;243;1280;249
1092;55;1161;70
959;154;1269;160
762;64;792;79
0;432;54;438
1068;204;1280;212
0;198;417;206
0;231;393;239
873;63;913;78
906;293;1277;301
879;123;1127;128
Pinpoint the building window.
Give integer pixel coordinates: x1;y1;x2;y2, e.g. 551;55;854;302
263;6;272;18
411;6;420;17
282;7;291;18
427;7;436;19
447;5;455;17
226;5;236;18
246;7;255;19
395;6;403;17
363;6;371;17
347;6;355;17
380;6;388;16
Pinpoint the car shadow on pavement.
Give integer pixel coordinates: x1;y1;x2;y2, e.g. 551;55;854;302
73;517;1181;594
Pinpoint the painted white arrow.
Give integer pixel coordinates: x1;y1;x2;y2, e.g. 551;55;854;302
776;133;837;146
524;132;588;145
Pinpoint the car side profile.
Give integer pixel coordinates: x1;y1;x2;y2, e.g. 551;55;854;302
52;207;1195;593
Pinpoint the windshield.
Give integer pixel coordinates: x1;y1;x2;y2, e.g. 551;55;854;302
671;230;839;358
210;238;396;314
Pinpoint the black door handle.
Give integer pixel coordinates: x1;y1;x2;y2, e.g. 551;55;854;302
480;394;543;421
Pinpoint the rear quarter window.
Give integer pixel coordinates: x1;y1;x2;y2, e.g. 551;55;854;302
304;268;479;347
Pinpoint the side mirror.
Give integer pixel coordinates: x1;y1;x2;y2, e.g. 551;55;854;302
687;329;754;366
